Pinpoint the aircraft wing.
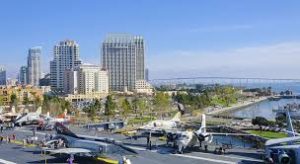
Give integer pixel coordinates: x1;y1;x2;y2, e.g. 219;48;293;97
265;136;300;147
269;144;300;150
44;148;91;154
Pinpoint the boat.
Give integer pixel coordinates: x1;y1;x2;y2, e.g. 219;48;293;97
274;103;300;119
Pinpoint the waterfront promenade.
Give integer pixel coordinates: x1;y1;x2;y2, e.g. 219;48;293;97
207;97;268;115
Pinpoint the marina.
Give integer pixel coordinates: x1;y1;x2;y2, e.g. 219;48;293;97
229;97;300;120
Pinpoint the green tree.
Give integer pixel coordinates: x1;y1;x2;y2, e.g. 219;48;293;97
10;93;18;106
83;104;97;121
153;92;170;118
104;95;116;119
94;99;101;109
83;99;102;121
137;98;147;117
121;98;132;119
252;116;269;130
0;96;4;106
34;96;42;106
23;96;30;105
132;97;139;117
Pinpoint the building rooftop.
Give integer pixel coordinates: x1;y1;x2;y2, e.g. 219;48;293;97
57;40;78;46
103;33;143;43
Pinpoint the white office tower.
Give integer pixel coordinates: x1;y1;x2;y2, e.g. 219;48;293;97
77;64;109;94
19;66;27;85
50;40;81;91
27;47;42;86
0;67;6;85
101;34;145;91
63;68;78;94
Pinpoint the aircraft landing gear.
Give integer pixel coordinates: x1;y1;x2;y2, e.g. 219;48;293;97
177;145;184;154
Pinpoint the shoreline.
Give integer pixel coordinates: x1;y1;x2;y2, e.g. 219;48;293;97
206;96;269;115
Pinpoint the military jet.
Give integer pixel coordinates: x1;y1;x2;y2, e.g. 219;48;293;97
139;102;185;136
0;106;21;122
14;107;42;126
42;122;137;161
138;111;182;136
38;109;72;130
167;114;213;153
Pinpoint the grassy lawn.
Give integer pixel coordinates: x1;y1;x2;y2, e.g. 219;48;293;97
247;130;288;139
127;116;156;125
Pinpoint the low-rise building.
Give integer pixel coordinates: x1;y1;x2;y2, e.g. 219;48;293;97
134;80;153;95
0;85;44;105
64;92;108;102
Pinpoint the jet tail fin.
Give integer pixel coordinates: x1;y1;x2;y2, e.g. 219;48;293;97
19;108;24;114
11;106;16;114
36;107;42;115
54;122;78;138
197;114;206;134
171;112;181;122
286;110;296;137
64;109;68;117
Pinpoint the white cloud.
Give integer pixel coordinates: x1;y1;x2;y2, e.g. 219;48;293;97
148;42;300;79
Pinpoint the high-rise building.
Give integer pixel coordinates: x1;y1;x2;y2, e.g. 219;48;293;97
27;47;42;86
63;68;78;94
77;64;108;94
145;68;149;82
101;34;145;91
63;64;108;94
50;40;81;91
0;67;6;85
96;69;109;93
19;66;27;85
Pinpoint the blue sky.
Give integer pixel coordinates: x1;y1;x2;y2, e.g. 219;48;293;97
1;0;300;79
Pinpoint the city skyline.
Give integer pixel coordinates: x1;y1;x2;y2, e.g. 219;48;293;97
1;1;300;79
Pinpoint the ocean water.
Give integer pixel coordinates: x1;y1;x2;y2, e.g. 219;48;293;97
228;82;300;120
213;135;255;148
230;98;300;120
237;82;300;94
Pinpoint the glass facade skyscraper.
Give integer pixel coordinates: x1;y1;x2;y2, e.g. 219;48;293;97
27;47;42;86
50;40;81;91
19;66;27;85
0;67;6;85
101;34;145;91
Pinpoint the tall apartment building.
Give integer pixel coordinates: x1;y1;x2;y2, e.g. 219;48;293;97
77;64;108;94
101;34;145;91
50;40;81;91
27;47;42;86
0;67;6;85
19;66;27;85
63;68;78;94
63;64;108;95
